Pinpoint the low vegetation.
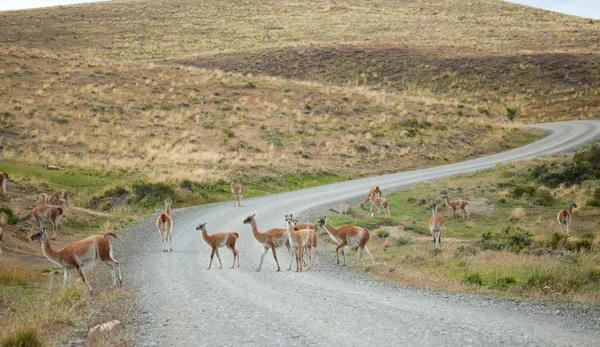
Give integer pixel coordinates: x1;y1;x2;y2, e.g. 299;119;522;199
324;143;600;303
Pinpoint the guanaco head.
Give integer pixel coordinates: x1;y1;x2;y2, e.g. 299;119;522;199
318;216;327;228
30;227;47;242
430;201;439;211
284;213;294;222
195;223;207;231
569;201;578;209
242;214;256;224
230;179;235;185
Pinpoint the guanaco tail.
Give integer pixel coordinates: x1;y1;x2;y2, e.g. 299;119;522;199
30;226;122;292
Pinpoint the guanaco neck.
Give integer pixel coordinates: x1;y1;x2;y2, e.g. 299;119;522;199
567;205;574;217
248;220;266;243
165;205;171;216
432;206;441;227
40;236;60;261
201;228;211;243
323;220;340;237
444;197;453;208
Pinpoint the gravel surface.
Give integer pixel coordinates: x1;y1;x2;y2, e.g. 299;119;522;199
116;120;600;346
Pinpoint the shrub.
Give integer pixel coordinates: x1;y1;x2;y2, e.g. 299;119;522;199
132;182;175;207
270;137;283;146
0;328;42;347
463;272;483;285
0;205;18;225
395;236;411;246
506;107;517;121
586;187;600;207
480;226;532;252
376;228;390;238
509;184;536;198
454;245;478;257
404;225;430;235
530;144;600;188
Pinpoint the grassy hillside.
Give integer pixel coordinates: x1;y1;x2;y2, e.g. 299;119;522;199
0;0;598;343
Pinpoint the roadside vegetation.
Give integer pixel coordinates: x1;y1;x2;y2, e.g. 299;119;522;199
324;143;600;304
0;0;598;344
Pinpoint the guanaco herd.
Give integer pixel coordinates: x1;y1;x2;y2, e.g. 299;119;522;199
0;168;582;292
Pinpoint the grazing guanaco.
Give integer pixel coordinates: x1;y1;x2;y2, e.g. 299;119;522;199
49;189;70;206
318;216;374;266
30;226;122;292
429;201;445;248
156;200;173;252
361;194;390;217
284;214;319;267
196;223;240;270
285;215;312;272
443;195;469;220
243;214;293;271
0;172;7;194
557;201;577;236
37;192;49;204
18;204;64;240
45;160;64;171
230;179;244;207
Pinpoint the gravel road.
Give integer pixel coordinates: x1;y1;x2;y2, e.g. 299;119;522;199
116;120;600;346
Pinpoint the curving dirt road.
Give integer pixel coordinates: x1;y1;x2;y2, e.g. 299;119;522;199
117;120;600;346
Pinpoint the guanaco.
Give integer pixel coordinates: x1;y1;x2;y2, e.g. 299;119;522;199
557;201;577;236
37;192;49;204
443;195;469;220
230;179;244;207
284;214;319;267
18;204;64;240
196;222;240;270
361;194;390;217
0;172;7;194
318;216;374;266
370;186;382;198
30;226;122;292
429;201;445;248
243;214;293;271
49;189;70;206
0;145;4;163
285;215;312;272
156;200;173;252
45;160;64;171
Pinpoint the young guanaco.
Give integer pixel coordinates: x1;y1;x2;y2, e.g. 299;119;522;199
196;223;240;270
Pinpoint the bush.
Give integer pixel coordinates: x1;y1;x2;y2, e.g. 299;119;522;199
395;236;411;246
1;328;42;347
132;182;175;207
404;225;430;235
454;245;478;257
506;107;517;121
586;187;600;207
376;228;390;238
463;272;483;286
509;184;536;198
0;205;18;225
270;137;283;146
530;144;600;188
481;226;532;252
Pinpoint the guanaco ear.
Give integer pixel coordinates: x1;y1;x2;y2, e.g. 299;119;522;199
251;213;256;217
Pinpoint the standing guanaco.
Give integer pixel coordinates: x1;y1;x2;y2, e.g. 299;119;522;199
443;195;469;220
49;189;70;206
30;226;122;292
557;201;577;236
285;215;312;272
243;214;293;271
318;217;374;266
230;179;244;207
284;214;319;267
45;160;64;171
18;204;64;240
156;200;173;252
429;201;445;248
196;222;240;270
0;172;7;194
361;194;390;217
